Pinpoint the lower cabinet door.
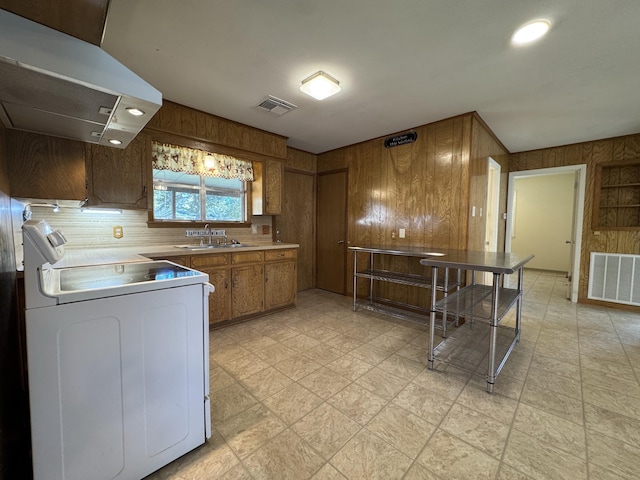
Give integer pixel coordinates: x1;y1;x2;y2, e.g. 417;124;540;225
265;261;296;310
231;264;264;318
207;267;231;324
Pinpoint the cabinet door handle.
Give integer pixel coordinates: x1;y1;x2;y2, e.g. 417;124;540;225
337;240;345;244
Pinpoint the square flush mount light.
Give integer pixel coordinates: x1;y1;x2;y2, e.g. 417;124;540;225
300;71;341;100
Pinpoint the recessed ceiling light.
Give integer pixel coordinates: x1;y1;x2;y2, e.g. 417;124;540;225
511;19;551;46
300;71;341;100
126;107;145;116
108;139;122;145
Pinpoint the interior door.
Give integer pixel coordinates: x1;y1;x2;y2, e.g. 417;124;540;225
316;170;347;294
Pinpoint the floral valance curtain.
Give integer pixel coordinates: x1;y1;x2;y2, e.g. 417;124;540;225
151;141;254;181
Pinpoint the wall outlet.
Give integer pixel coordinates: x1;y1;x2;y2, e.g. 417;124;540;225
113;226;123;239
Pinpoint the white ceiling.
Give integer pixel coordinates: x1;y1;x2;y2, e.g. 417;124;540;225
102;0;640;155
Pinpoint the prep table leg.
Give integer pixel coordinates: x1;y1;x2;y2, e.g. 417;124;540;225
486;272;501;393
427;266;438;370
442;268;449;337
369;252;374;303
515;266;524;341
352;250;358;311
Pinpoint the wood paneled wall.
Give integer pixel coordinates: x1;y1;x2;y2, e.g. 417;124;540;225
319;114;475;250
286;147;317;173
318;114;480;304
468;114;510;251
510;134;640;304
147;100;288;159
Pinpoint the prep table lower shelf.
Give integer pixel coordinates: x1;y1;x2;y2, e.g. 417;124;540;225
420;250;534;394
350;247;461;336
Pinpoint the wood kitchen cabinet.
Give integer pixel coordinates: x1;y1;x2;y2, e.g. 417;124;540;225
252;158;283;215
156;247;296;328
7;130;86;200
161;255;190;267
85;133;148;209
231;251;264;318
190;253;232;325
264;249;297;310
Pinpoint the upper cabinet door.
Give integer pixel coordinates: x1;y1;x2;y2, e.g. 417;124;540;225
86;134;148;209
252;158;283;216
264;159;283;215
8;130;87;200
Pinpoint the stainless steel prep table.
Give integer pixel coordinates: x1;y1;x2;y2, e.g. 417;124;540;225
349;245;461;335
419;250;534;393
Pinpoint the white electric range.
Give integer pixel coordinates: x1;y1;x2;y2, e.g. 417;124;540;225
22;219;213;480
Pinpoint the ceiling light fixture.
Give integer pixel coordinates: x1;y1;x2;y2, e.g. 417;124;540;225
108;139;122;145
511;19;551;46
300;71;341;100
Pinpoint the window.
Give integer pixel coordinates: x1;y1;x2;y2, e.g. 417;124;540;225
151;141;253;223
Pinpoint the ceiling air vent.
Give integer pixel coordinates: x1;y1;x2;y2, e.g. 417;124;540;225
256;95;297;116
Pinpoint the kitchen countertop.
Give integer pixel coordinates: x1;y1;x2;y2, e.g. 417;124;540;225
138;242;299;260
18;243;299;272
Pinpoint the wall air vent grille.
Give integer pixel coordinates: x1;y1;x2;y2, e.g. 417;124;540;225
588;252;640;306
256;95;297;116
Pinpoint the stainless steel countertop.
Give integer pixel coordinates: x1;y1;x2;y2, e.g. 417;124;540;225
348;245;448;257
418;250;534;274
349;245;533;274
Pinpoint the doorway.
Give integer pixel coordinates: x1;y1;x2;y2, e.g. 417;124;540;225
505;165;586;302
316;169;347;294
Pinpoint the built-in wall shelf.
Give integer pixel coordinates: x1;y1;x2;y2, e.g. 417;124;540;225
593;159;640;230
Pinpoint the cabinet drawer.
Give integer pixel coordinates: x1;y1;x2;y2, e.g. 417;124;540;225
191;253;231;269
232;251;264;265
265;249;297;262
150;255;190;267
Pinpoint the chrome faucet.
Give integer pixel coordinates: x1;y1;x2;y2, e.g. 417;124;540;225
204;224;212;245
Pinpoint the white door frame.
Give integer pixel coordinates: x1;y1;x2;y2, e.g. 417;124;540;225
485;157;501;252
484;157;501;284
505;164;586;302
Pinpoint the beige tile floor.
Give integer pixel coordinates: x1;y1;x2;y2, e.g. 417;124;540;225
146;270;640;480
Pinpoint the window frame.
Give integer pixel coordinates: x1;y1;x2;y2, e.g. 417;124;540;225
146;131;255;228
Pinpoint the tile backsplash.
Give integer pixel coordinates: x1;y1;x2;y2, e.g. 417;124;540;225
12;199;274;268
